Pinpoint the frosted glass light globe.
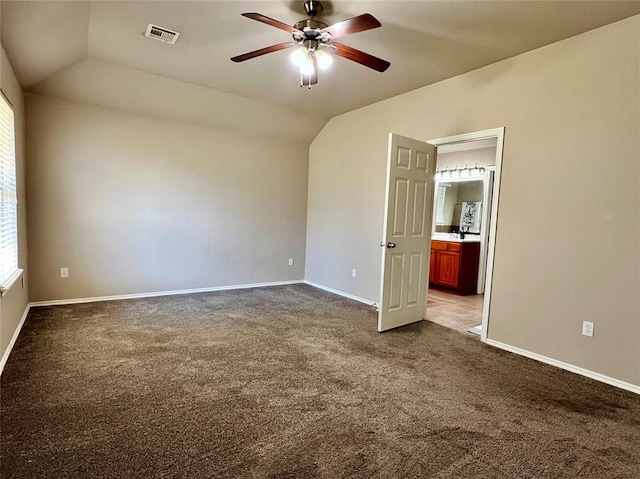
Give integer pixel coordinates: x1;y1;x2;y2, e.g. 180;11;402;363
290;47;308;67
315;50;333;70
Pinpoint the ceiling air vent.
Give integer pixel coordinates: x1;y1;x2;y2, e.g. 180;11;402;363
144;24;180;44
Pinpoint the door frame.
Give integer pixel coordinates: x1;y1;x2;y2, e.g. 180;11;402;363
477;166;495;294
427;127;505;342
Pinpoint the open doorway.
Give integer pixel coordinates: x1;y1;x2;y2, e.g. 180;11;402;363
425;128;504;342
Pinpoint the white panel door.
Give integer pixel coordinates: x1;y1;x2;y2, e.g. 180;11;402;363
378;134;436;332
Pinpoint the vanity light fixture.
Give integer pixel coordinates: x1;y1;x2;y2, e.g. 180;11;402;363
472;163;486;176
435;163;486;180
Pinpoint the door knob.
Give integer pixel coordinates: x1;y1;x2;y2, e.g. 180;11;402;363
386;242;396;248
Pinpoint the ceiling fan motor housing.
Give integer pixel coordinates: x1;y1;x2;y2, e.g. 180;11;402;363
293;18;330;46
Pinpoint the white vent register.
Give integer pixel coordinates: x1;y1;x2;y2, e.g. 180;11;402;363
144;24;180;44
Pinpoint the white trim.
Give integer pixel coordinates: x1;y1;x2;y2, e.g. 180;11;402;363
0;268;23;296
477;168;495;294
428;127;505;344
486;339;640;395
304;280;377;307
0;303;30;375
29;280;305;307
429;128;505;146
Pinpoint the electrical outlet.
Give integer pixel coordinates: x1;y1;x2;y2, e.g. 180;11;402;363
288;258;294;266
582;321;594;337
352;269;357;278
60;267;69;278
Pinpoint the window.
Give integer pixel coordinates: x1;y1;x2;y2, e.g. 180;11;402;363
0;91;20;292
435;184;447;224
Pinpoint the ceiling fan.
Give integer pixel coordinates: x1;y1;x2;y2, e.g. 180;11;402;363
231;0;390;88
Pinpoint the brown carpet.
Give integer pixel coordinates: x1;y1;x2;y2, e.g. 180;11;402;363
2;284;639;478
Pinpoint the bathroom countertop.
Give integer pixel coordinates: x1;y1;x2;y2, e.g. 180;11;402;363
431;234;481;243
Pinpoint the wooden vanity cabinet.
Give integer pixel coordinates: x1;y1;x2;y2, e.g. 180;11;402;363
429;240;480;295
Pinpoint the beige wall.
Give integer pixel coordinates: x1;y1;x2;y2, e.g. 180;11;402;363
0;46;29;360
306;16;640;386
26;95;308;301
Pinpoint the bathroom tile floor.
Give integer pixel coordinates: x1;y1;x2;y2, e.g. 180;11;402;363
426;289;484;333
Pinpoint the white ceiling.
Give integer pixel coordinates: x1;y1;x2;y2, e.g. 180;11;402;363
2;1;639;133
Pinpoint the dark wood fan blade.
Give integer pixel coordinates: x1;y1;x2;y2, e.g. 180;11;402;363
231;42;295;63
241;12;301;34
331;42;390;72
320;13;381;39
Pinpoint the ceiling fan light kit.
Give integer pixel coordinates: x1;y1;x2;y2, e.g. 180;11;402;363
231;0;390;88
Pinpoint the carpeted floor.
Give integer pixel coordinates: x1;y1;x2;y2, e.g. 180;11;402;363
2;284;639;478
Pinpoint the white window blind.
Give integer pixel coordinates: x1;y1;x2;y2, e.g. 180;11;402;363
435;184;446;224
0;91;18;290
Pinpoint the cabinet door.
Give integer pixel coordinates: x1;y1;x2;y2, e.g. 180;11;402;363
437;252;459;288
457;242;481;295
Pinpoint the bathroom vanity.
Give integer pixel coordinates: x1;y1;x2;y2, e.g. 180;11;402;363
429;238;480;295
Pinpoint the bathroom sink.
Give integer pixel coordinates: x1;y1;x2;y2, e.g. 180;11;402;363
431;233;480;242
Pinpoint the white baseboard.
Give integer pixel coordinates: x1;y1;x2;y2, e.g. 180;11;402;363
11;282;638;395
0;303;31;375
304;281;377;307
29;280;305;307
486;339;640;395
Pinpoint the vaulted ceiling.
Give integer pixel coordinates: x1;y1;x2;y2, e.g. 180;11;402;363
2;1;639;142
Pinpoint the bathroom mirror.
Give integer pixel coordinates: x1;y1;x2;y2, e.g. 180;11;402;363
434;179;483;234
